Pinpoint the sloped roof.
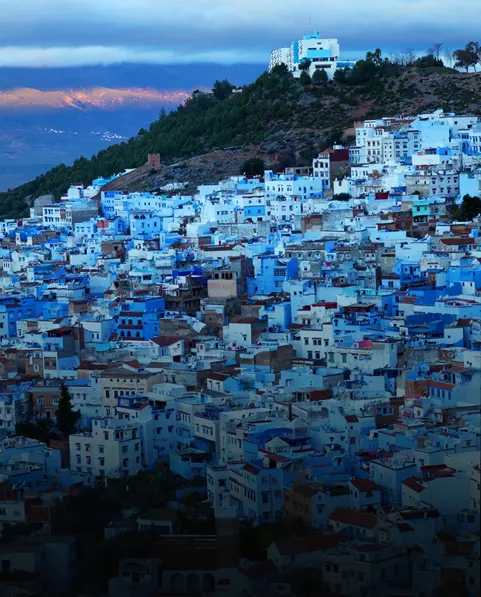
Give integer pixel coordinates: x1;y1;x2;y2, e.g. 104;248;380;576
273;532;345;556
350;479;382;493
329;508;377;529
402;477;426;493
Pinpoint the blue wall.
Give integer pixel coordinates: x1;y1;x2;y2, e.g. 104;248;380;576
306;49;331;59
293;41;299;64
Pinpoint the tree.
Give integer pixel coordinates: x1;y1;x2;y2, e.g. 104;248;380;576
56;384;80;437
333;68;349;84
271;63;290;76
333;193;351;201
365;48;384;68
345;50;387;85
414;54;444;68
240;157;265;176
399;48;417;66
15;419;54;444
299;71;312;86
443;48;454;68
312;68;328;85
454;42;480;72
429;43;443;59
457;194;481;221
212;79;234;101
298;59;312;71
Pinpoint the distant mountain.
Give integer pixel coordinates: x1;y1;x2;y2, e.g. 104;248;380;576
0;87;191;111
0;63;265;191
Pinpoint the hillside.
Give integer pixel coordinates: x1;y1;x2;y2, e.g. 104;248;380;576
1;61;481;217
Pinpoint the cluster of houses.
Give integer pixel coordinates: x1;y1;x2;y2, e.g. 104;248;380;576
0;107;480;596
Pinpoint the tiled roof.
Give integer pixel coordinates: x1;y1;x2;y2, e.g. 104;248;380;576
329;508;377;529
440;237;473;245
349;479;382;492
402;477;425;493
151;336;183;347
273;532;345;556
396;522;414;533
243;463;261;475
428;380;454;390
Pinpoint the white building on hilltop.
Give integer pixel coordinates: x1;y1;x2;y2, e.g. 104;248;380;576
269;32;345;80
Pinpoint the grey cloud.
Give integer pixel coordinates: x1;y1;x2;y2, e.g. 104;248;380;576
0;0;479;66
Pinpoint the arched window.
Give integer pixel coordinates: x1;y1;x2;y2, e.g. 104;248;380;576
202;573;215;592
187;574;200;593
170;573;184;593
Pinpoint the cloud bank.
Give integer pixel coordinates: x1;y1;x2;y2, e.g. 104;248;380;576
0;0;479;67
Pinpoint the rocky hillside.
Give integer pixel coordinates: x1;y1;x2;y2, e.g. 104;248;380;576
1;63;481;217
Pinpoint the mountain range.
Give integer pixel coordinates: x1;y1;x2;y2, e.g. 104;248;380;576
0;63;264;191
0;86;191;111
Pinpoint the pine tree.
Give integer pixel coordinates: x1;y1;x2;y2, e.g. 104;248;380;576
299;71;312;86
312;69;328;85
56;384;80;437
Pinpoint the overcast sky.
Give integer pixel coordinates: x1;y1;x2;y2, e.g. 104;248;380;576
0;0;479;67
